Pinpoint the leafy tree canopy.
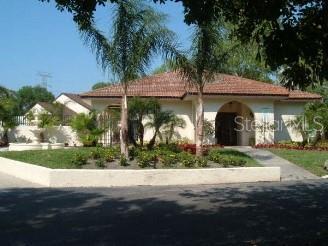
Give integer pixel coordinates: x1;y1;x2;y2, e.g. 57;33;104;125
0;86;20;144
306;81;328;103
92;82;111;90
17;86;55;113
41;0;327;89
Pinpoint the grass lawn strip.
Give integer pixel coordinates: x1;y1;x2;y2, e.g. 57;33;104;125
0;147;260;169
268;149;328;176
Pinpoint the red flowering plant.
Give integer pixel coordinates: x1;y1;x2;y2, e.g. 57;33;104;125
178;144;224;155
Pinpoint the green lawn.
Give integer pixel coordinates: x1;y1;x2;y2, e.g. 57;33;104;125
214;149;260;167
0;147;259;169
0;148;97;169
268;149;328;176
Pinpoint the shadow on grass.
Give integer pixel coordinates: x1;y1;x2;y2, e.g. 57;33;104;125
1;181;328;245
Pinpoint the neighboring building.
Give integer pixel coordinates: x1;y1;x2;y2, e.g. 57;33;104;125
10;94;92;147
28;102;76;118
81;71;322;146
55;93;92;114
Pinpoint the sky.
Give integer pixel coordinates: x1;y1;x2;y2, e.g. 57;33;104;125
0;0;190;96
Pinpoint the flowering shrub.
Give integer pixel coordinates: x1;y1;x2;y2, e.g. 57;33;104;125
178;144;224;155
254;143;328;151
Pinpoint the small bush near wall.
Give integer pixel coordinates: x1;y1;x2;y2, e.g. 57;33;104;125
137;151;158;168
255;142;328;151
208;149;247;167
71;153;88;167
178;144;224;155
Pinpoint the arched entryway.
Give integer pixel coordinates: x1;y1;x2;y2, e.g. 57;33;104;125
215;101;255;146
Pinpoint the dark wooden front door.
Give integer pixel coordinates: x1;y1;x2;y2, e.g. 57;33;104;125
215;113;237;146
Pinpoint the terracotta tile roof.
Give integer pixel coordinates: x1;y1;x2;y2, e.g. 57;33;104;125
81;72;186;98
60;93;92;110
81;71;322;100
287;90;322;100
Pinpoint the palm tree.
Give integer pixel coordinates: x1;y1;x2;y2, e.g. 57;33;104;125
128;97;160;147
161;115;186;144
175;21;228;156
145;106;175;149
79;0;178;157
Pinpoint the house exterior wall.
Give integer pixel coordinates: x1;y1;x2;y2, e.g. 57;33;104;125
88;97;308;145
274;101;305;142
202;97;275;145
143;100;195;143
55;95;90;114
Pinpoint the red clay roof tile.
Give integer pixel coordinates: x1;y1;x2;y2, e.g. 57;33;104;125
81;72;321;100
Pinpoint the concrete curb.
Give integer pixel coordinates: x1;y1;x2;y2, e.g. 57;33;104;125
0;157;281;187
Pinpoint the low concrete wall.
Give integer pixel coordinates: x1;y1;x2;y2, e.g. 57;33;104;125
0;157;280;187
0;157;50;186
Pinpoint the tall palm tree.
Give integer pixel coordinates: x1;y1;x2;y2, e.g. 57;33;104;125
79;0;178;157
175;21;228;156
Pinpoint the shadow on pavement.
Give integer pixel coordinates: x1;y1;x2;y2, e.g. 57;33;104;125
1;181;328;245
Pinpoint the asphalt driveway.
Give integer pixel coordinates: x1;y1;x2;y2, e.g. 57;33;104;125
1;178;328;245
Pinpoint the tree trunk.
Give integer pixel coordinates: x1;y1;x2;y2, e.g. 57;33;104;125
195;90;204;156
148;130;158;150
120;89;129;158
138;121;144;146
2;129;9;146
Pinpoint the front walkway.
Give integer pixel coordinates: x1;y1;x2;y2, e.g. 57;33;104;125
228;146;319;181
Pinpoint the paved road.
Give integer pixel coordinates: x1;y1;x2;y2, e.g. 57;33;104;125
1;179;328;245
228;146;319;181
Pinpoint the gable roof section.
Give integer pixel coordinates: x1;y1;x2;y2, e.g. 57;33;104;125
81;72;321;100
59;93;93;110
36;102;76;116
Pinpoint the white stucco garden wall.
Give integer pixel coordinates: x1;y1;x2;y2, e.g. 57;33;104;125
274;101;305;142
7;125;81;146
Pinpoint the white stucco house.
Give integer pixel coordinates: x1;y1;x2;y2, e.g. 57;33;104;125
79;72;322;146
8;72;321;147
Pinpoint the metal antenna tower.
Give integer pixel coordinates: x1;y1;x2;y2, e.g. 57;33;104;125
37;72;52;89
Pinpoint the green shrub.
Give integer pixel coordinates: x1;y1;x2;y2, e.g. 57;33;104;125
70;112;105;147
157;143;181;153
178;152;195;168
160;153;179;167
90;148;104;160
218;156;246;167
71;153;88;167
196;157;208;167
208;149;222;163
137;151;157;168
128;146;142;160
208;149;246;167
95;158;106;168
316;140;328;148
103;148;118;162
119;155;129;167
